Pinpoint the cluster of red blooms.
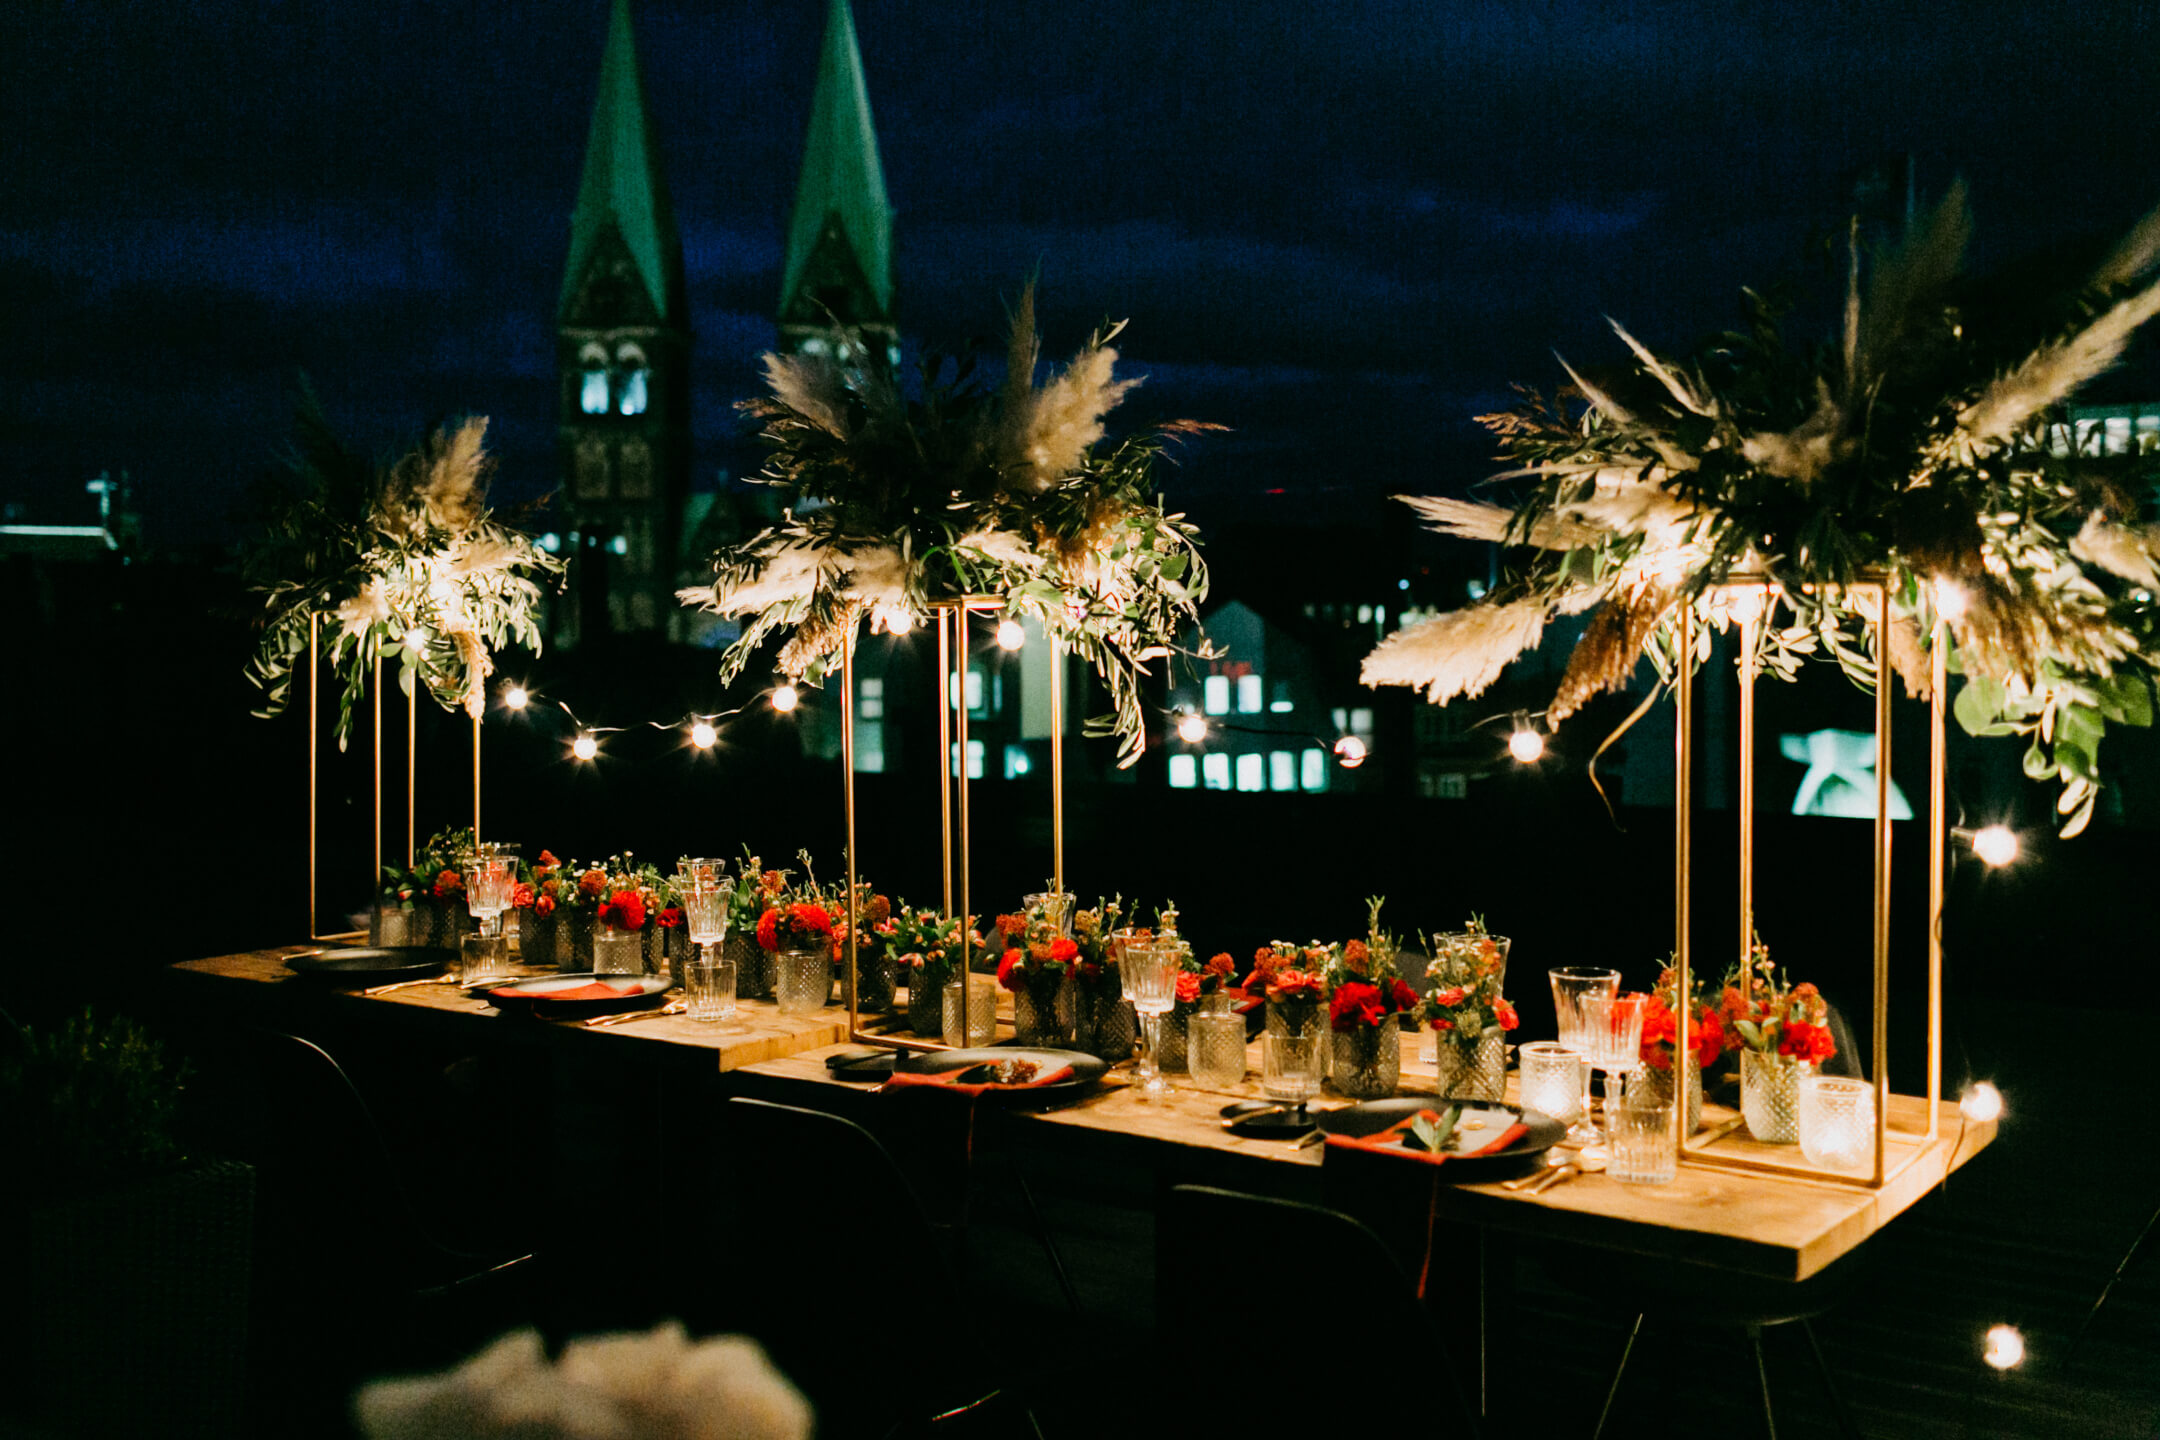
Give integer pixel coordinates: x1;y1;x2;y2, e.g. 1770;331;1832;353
431;868;465;900
522;851;563;916
1423;986;1519;1034
1327;976;1420;1032
1721;978;1838;1066
1173;952;1239;1005
997;934;1079;991
1639;995;1725;1070
756;901;836;952
1250;944;1328;1002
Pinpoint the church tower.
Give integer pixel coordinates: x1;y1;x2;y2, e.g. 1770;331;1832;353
779;0;897;364
556;0;690;642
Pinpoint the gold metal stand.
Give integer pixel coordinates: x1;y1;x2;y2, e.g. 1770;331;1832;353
1675;578;1945;1190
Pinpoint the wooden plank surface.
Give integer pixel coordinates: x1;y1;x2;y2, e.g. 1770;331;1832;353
734;1031;1996;1280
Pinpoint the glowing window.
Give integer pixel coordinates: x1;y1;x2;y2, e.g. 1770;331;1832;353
950;739;985;779
858;676;884;720
1203;675;1230;715
539;532;561;553
854;722;885;773
1300;750;1327;792
617;368;649;416
1003;745;1032;779
1201;753;1231;790
580;365;610;415
1269;751;1296;791
1235;754;1264;792
1168;754;1198;788
1350;707;1373;736
1236;674;1262;714
608;534;629;556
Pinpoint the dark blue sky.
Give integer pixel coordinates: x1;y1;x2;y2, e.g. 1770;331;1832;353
8;0;2160;545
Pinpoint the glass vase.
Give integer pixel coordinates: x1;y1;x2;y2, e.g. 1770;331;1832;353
1265;1000;1328;1077
661;926;690;990
1639;1052;1704;1135
371;904;419;948
519;907;558;967
905;964;946;1036
1074;982;1137;1063
1741;1050;1810;1144
727;931;767;999
592;927;643;976
1432;1029;1508;1102
1330;1026;1401;1099
772;942;834;1015
564;909;597;972
1157;1004;1193;1073
849;946;896;1014
1013;971;1075;1047
1187;997;1248;1089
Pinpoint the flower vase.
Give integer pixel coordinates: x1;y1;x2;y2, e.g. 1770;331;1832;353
370;904;420;947
906;966;946;1036
1157;1004;1193;1073
660;926;690;990
639;923;664;977
1641;1053;1704;1135
772;942;833;1015
426;899;473;950
1330;1026;1401;1099
1265;1001;1328;1076
1433;1029;1508;1102
563;909;597;972
850;946;896;1014
728;932;767;999
592;927;643;976
518;908;558;966
1074;982;1137;1063
1741;1051;1809;1144
1014;971;1075;1047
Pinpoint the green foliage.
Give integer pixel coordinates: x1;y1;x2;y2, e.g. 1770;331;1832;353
0;1010;189;1190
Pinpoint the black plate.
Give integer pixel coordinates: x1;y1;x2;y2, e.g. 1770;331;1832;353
1315;1098;1564;1177
887;1047;1108;1106
287;947;453;987
484;973;672;1019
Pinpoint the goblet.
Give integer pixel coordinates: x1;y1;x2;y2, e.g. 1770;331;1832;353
460;845;519;983
1579;991;1650;1160
1547;966;1619;1146
676;865;734;976
1120;940;1180;1098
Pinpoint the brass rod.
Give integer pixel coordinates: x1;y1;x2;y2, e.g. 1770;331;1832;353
1872;583;1894;1188
1927;618;1947;1141
471;711;482;846
1049;633;1064;893
1674;603;1694;1157
373;658;382;891
407;681;416;869
1737;606;1756;976
957;611;972;960
939;607;953;921
842;637;859;1032
308;613;318;940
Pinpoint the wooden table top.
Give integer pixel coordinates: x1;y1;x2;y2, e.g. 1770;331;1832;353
734;1032;1996;1281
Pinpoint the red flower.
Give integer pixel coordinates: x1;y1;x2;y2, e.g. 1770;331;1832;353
1329;980;1385;1032
1778;1020;1836;1066
1206;952;1237;980
600;892;645;932
756;908;779;951
656;906;684;929
511;883;535;910
1389;978;1419;1013
1342;939;1371;975
761;870;787;894
1432;985;1467;1009
996;913;1027;941
1049;936;1079;965
578;868;609;898
1268;967;1323;1001
1429;1016;1455;1032
1691;1010;1726;1068
533;893;556;917
996;948;1024;991
1175;973;1202;1005
433;868;464;899
1495;999;1520;1031
867;894;892;925
541;875;561;897
536;850;559;869
790;903;834;936
1721;985;1750;1021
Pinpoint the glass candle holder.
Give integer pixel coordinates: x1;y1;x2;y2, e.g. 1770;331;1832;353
592;927;643;976
1260;1032;1319;1105
458;933;508;986
1799;1075;1875;1171
1518;1041;1584;1122
1608;1070;1678;1185
943;975;997;1047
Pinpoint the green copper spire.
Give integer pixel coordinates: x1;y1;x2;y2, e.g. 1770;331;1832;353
560;0;683;325
779;0;894;333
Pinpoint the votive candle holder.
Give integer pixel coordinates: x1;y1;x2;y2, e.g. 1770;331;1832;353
1799;1075;1875;1172
1519;1041;1584;1122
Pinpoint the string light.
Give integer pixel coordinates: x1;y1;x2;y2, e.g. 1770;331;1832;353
1507;715;1545;764
571;732;599;761
1960;1081;2004;1124
689;721;717;750
1727;584;1768;624
1334;734;1368;768
1176;711;1208;744
503;685;529;711
771;684;800;713
1983;1324;2025;1370
996;618;1027;651
1934;577;1970;621
1971;825;2018;867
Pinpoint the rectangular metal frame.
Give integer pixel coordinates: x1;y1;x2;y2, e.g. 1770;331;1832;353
306;615;419;941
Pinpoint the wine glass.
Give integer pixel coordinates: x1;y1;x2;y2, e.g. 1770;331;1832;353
460;845;519;982
1121;940;1180;1098
1579;991;1650;1161
1548;966;1619;1147
675;861;734;968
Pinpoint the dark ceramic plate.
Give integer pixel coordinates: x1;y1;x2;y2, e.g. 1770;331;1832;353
286;947;453;987
1315;1098;1564;1178
886;1047;1109;1107
485;973;672;1019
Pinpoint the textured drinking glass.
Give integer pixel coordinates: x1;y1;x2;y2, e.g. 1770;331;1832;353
1121;941;1181;1097
458;933;508;985
772;943;832;1014
592;927;643;976
943;976;997;1047
686;957;736;1023
1261;1032;1320;1105
1187;1006;1248;1089
1549;967;1620;1145
1799;1074;1874;1171
1609;1071;1678;1184
1519;1041;1585;1122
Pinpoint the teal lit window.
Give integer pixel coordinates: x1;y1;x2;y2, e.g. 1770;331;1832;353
1235;754;1264;791
1168;754;1197;788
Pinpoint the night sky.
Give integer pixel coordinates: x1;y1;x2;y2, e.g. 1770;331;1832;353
9;1;2160;548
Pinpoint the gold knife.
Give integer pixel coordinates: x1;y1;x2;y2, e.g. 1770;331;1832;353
584;1003;687;1028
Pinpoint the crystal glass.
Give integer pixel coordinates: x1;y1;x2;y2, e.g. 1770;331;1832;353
1120;940;1180;1098
678;875;735;982
772;941;833;1014
1260;1032;1320;1106
1549;967;1619;1145
1742;1050;1810;1144
463;846;520;941
1608;1070;1678;1185
685;956;737;1023
942;975;997;1048
1799;1075;1875;1171
592;926;643;976
1187;1000;1247;1089
1432;1029;1507;1102
373;904;417;947
1580;992;1650;1156
1427;931;1512;989
458;933;508;986
1519;1041;1585;1122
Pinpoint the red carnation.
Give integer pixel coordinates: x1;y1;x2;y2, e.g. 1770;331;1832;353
533;893;556;917
1389;978;1419;1013
1050;936;1079;965
996;948;1024;991
1206;952;1237;979
1175;972;1202;1005
1433;985;1467;1008
1330;980;1385;1032
1778;1019;1836;1066
433;868;464;899
579;868;609;898
791;903;834;935
536;850;559;869
600;892;645;932
1496;999;1520;1031
656;906;684;929
1342;939;1372;975
511;883;535;910
756;908;779;951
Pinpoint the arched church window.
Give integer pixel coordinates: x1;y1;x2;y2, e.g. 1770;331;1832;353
579;345;610;416
615;344;649;417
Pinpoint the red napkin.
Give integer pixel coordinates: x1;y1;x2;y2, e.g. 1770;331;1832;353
493;980;641;1002
1323;1108;1530;1166
882;1063;1074;1097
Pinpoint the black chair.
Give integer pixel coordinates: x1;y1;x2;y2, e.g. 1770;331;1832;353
1160;1185;1483;1440
711;1097;1044;1439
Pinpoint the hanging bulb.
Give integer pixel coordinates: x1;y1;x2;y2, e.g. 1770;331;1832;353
1960;1081;2004;1123
503;685;529;711
1971;825;2018;867
996;618;1027;651
689;721;717;750
1934;578;1970;621
1334;735;1368;769
1507;723;1545;764
771;684;800;713
571;733;599;761
1176;712;1208;744
1982;1325;2024;1370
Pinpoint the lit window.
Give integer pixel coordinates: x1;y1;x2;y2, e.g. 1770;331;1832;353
1203;675;1230;715
1269;681;1293;714
1300;750;1327;792
1332;707;1348;731
1201;753;1231;790
580;365;610;415
1375;606;1386;627
855;722;885;773
1350;707;1373;736
539;532;561;553
1236;754;1264;791
609;534;629;556
950;670;986;713
1004;745;1032;779
1269;751;1296;791
801;336;830;357
1168;754;1198;788
859;676;884;719
950;739;985;779
617;367;649;416
1357;605;1372;624
1236;674;1262;714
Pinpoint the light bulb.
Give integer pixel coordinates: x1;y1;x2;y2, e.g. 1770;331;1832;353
1935;578;1969;621
571;733;599;761
1971;825;2018;868
1960;1081;2004;1124
1728;585;1766;624
503;686;529;711
689;721;717;750
771;684;800;713
1176;712;1208;744
1508;727;1545;763
1334;734;1368;769
996;618;1027;651
1982;1324;2024;1370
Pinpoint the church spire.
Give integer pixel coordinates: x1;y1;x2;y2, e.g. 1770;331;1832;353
779;0;895;357
560;0;684;326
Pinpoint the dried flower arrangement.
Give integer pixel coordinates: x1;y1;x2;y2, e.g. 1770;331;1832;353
1365;189;2160;832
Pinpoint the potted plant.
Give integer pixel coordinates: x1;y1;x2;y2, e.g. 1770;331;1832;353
1251;940;1331;1074
511;849;563;964
728;855;785;998
1416;917;1519;1101
1160;934;1239;1073
759;880;839;1015
1723;940;1838;1143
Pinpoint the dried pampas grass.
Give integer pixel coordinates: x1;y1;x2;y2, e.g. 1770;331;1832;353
1547;583;1673;723
1360;596;1546;704
1959;274;2160;445
2069;513;2160;591
418;417;490;533
760;351;851;439
1397;495;1602;550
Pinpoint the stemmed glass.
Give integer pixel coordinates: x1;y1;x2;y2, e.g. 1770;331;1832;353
675;861;735;969
1580;991;1650;1161
1121;940;1180;1098
461;845;519;983
1548;966;1619;1147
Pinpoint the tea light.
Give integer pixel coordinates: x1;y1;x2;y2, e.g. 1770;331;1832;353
1519;1041;1584;1121
1799;1074;1875;1171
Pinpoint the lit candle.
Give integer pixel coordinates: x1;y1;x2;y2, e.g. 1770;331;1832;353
1799;1075;1875;1170
1520;1041;1584;1121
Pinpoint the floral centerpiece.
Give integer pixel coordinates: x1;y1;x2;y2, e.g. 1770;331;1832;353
1323;900;1421;1098
511;849;563;963
757;857;841;1015
243;398;561;746
374;825;476;947
882;906;968;1037
726;857;787;997
1723;940;1838;1143
1416;915;1519;1102
1070;899;1136;1062
996;905;1080;1047
1250;940;1331;1057
1638;954;1728;1133
836;885;895;1013
1363;191;2160;836
676;288;1217;768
